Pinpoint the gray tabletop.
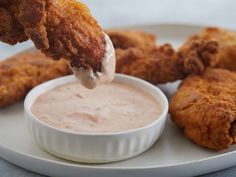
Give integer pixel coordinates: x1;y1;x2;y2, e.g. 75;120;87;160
1;0;236;176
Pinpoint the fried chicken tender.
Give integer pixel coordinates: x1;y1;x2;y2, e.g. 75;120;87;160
179;27;236;71
0;0;27;44
106;30;219;84
0;51;72;108
0;0;105;72
170;69;236;150
107;30;157;49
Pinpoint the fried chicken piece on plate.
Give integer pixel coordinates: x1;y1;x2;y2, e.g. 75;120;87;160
106;30;219;84
179;27;236;71
170;69;236;151
0;0;106;72
0;51;71;108
107;30;157;49
115;44;184;84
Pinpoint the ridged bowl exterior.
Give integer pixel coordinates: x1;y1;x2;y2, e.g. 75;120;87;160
25;75;168;163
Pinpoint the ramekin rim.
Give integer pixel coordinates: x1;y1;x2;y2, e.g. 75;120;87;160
24;74;169;136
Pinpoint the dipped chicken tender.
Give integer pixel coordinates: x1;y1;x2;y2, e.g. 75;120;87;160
0;0;106;72
170;69;236;150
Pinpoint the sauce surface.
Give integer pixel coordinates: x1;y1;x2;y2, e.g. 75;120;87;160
31;82;162;133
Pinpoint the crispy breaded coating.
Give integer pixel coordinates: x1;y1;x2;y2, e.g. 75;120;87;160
0;0;7;5
0;0;105;72
177;39;219;75
179;27;236;71
0;51;72;108
115;44;184;84
170;69;236;150
106;30;156;49
106;30;219;84
0;0;27;45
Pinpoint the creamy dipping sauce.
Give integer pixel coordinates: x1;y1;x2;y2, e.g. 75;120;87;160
72;33;116;89
31;82;162;133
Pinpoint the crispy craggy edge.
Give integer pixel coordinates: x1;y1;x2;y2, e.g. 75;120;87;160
0;1;28;45
178;39;219;75
19;0;48;49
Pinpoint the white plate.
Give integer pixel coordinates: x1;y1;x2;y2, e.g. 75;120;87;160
1;24;236;177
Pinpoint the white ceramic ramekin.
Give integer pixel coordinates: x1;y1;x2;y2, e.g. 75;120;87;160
24;74;168;163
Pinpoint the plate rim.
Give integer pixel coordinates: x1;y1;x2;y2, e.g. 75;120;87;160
1;141;236;170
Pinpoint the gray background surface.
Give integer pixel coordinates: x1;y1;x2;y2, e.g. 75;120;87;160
1;0;236;176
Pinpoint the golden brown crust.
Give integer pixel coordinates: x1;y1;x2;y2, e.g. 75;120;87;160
19;0;106;72
0;0;105;72
178;39;219;75
179;27;236;72
19;0;48;49
106;30;156;49
108;30;219;84
0;0;7;5
0;51;72;108
170;69;236;150
115;44;184;84
0;0;27;45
